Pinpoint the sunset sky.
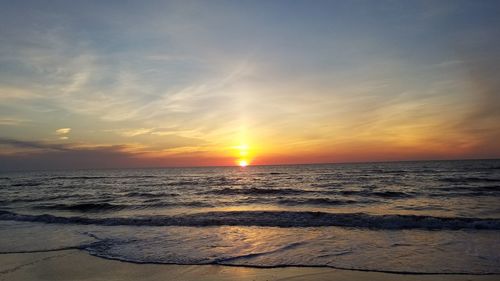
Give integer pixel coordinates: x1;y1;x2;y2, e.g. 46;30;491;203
1;0;500;170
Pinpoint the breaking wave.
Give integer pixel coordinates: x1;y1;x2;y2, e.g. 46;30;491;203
1;210;499;230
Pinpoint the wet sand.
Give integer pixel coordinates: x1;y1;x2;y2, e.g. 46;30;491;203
1;250;498;281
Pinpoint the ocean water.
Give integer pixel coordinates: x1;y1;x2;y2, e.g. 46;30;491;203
1;160;500;274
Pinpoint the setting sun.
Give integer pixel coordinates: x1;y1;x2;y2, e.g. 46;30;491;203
238;160;248;167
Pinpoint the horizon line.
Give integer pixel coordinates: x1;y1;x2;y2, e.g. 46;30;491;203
1;157;499;173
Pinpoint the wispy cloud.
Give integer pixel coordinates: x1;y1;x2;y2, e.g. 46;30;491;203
55;128;71;135
54;127;71;140
118;128;154;137
0;117;29;126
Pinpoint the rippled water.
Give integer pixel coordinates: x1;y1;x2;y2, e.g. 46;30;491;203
1;160;500;274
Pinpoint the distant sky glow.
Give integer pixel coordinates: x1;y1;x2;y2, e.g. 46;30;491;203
1;0;499;170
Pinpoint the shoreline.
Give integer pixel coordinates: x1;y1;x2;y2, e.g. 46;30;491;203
1;250;499;281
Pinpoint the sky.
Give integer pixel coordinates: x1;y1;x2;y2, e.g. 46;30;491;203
1;0;500;171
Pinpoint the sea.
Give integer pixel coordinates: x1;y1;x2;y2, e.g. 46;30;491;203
1;159;500;274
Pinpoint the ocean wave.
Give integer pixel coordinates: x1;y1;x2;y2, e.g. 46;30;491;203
434;186;500;196
253;172;289;176
1;210;499;230
32;201;212;212
2;194;87;204
34;203;127;212
164;180;200;186
207;187;311;195
49;176;109;180
10;181;43;187
277;198;360;206
427;191;496;197
371;191;414;198
310;183;341;188
124;191;180;198
338;190;413;198
440;177;500;183
366;169;407;174
48;175;160;180
476;185;500;190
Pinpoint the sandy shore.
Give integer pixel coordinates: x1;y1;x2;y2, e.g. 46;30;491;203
0;250;498;281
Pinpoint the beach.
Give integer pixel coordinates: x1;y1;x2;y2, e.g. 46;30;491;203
2;250;499;281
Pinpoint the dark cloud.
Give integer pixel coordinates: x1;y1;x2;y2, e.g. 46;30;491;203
0;138;230;171
0;138;71;151
0;139;138;171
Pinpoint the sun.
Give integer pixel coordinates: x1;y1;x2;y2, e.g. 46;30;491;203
238;159;248;167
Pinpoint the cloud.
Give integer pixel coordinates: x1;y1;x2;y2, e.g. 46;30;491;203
0;137;230;171
0;117;28;126
0;138;138;170
0;138;71;152
55;128;71;140
0;145;135;171
55;128;71;135
119;128;154;137
0;87;40;101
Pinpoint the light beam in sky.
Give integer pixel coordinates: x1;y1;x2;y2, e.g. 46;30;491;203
233;143;251;167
